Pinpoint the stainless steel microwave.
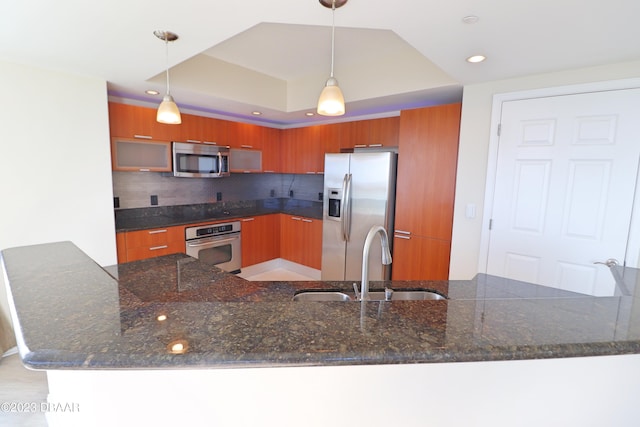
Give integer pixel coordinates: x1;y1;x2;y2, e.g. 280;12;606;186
172;142;230;178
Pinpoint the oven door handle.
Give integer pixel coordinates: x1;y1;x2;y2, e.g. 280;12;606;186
186;236;239;247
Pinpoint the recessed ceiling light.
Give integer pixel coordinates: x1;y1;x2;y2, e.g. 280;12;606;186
462;15;479;24
466;55;486;63
146;89;160;95
251;111;262;116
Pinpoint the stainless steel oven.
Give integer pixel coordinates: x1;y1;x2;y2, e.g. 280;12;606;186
185;221;241;273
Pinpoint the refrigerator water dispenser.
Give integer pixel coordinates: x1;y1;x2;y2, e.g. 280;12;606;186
328;188;342;220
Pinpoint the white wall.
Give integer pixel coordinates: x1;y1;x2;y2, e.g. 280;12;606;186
46;354;640;427
0;60;116;337
449;60;640;280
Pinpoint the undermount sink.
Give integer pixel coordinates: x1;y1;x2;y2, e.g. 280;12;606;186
368;290;446;301
292;289;446;302
292;291;352;302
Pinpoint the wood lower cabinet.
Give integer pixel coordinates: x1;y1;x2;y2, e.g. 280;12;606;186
391;234;451;280
280;214;322;269
240;214;280;267
121;225;185;262
392;103;461;280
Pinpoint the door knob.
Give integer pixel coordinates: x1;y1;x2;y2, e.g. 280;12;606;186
594;258;620;267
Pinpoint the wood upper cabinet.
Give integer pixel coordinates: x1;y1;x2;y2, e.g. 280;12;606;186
240;214;280;267
108;102;175;141
392;103;461;280
339;116;400;150
261;127;282;173
111;138;171;172
280;126;326;174
280;214;322;269
227;121;264;150
122;225;185;262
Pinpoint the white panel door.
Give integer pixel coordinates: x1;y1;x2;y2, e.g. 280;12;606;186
487;89;640;296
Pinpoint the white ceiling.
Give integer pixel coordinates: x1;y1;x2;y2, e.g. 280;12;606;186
2;0;639;127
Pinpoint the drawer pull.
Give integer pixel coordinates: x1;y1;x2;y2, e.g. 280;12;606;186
369;144;383;147
202;141;217;145
394;235;410;240
133;134;152;139
148;229;168;234
394;230;411;235
241;145;253;149
149;245;168;251
186;139;201;143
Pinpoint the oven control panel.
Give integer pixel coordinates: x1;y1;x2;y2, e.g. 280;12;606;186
185;221;240;240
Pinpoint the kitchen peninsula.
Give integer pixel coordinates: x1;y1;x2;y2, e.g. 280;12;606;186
3;242;640;426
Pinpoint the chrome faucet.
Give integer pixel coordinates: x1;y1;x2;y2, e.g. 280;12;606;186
360;225;392;301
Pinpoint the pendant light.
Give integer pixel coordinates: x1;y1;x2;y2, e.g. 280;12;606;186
154;30;182;124
317;0;347;116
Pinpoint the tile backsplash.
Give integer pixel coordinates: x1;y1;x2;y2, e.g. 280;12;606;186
113;172;324;209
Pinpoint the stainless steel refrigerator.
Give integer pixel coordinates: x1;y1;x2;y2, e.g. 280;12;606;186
321;152;397;281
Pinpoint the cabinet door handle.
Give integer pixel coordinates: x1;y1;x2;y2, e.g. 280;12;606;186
291;217;302;221
139;168;150;172
306;171;316;174
354;144;367;148
394;235;410;240
149;245;168;251
148;229;168;234
202;141;217;145
134;134;152;139
241;145;253;149
242;218;255;222
263;170;275;173
302;219;313;223
394;230;411;235
186;139;201;143
368;144;382;147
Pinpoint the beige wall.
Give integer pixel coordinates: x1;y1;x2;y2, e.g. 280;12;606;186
0;60;117;345
449;60;640;280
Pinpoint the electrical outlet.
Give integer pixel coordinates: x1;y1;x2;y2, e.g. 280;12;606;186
216;192;222;202
270;189;275;197
114;197;120;208
289;190;294;198
318;192;323;201
150;195;158;206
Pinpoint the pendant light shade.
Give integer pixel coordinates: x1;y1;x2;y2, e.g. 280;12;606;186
317;77;345;116
154;30;181;125
157;94;181;124
317;0;346;116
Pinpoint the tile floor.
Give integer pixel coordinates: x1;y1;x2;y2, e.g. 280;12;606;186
0;259;318;427
237;258;320;281
0;350;49;426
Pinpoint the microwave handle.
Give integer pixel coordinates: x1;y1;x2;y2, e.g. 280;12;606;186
217;152;223;177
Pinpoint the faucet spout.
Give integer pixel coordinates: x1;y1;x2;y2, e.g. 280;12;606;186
360;225;392;301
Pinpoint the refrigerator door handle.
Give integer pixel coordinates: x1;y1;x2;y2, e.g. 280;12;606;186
342;173;353;241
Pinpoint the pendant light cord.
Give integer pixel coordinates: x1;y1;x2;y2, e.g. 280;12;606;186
164;32;171;95
330;0;336;78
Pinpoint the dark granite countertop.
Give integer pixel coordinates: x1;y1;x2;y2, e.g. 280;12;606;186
115;198;322;232
2;241;640;370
